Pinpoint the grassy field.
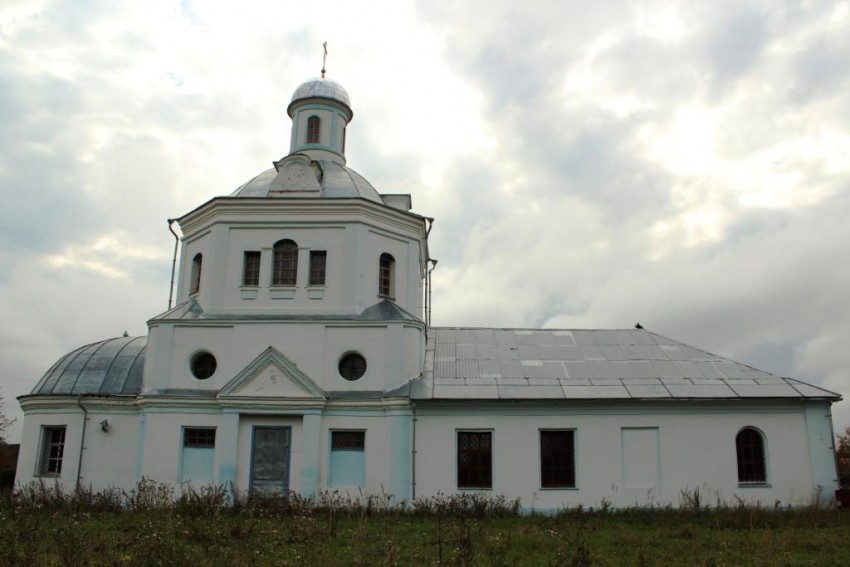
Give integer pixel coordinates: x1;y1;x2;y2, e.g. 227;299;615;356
1;482;849;566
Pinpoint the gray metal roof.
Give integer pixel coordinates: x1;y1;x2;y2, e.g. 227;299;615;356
230;160;384;204
289;78;351;110
32;336;146;396
414;328;840;401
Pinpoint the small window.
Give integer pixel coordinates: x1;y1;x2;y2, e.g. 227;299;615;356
190;351;217;380
272;240;298;286
338;352;367;381
38;426;66;477
306;115;321;144
243;251;261;287
329;431;365;487
379;253;395;297
540;430;575;488
457;431;492;489
190;253;203;295
736;427;767;483
309;251;327;286
184;428;216;448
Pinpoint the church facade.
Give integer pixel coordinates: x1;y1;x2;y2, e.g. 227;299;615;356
15;77;841;509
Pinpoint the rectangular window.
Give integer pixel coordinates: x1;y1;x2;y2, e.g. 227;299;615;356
540;430;575;488
38;426;66;476
243;251;261;286
457;431;492;489
329;430;365;487
184;427;216;448
309;251;326;286
180;427;216;485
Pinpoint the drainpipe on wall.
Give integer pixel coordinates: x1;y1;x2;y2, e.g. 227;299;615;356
167;219;180;310
75;395;88;491
411;401;417;501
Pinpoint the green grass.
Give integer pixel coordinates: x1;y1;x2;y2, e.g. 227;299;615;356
2;482;850;566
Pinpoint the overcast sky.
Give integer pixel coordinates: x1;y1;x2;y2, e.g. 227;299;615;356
1;0;849;443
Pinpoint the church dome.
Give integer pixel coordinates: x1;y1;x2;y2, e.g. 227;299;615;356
31;336;146;396
230;159;384;204
288;77;351;116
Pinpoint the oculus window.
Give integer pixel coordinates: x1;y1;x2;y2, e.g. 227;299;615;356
736;427;767;483
38;425;66;477
190;351;217;380
457;431;492;489
540;430;575;488
338;353;367;381
243;251;261;286
272;240;298;286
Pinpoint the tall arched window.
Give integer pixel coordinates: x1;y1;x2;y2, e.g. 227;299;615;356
306;116;321;144
736;427;767;483
272;240;298;286
189;253;202;295
379;253;395;297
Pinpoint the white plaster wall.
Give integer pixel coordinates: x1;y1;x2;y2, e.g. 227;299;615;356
319;413;391;496
77;411;139;491
413;405;827;510
15;410;85;490
139;410;222;487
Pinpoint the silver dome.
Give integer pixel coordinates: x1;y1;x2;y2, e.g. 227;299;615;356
32;336;146;396
290;78;351;108
231;160;384;204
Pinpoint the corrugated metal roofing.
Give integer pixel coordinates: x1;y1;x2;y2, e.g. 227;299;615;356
415;328;840;401
31;336;146;396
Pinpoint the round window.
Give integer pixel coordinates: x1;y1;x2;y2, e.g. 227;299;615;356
190;351;217;380
338;352;367;381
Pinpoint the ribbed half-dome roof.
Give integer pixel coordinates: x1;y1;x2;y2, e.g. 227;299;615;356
290;77;351;109
32;336;146;396
230;159;384;204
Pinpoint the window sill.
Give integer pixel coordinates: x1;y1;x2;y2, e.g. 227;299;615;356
738;482;771;488
458;487;493;491
378;294;396;301
306;287;325;299
539;486;578;491
269;287;296;299
240;287;258;300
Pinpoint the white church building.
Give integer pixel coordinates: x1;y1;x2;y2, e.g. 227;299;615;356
16;76;841;509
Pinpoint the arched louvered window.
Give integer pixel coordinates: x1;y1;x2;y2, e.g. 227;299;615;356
272;240;298;286
379;253;395;297
736;427;767;483
189;253;202;295
306;116;321;144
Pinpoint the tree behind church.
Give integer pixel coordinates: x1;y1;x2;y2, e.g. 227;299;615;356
837;427;850;487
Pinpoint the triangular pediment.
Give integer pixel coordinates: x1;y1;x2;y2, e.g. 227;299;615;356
218;347;326;400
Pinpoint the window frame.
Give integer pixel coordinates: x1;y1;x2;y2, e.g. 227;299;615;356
456;430;493;490
189;253;203;295
309;250;327;286
306;115;321;144
539;429;576;489
736;426;768;485
183;427;217;449
378;253;395;298
329;430;366;488
271;239;299;287
37;425;67;477
242;251;261;287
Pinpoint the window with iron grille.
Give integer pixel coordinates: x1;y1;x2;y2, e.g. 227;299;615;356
457;431;492;489
272;240;298;286
243;251;261;286
306;116;321;144
309;251;326;286
190;253;203;295
38;426;66;476
331;430;365;451
540;430;575;488
736;427;767;483
184;428;216;448
379;253;394;297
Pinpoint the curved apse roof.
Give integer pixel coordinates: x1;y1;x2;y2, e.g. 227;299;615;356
31;336;146;396
230;159;384;204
